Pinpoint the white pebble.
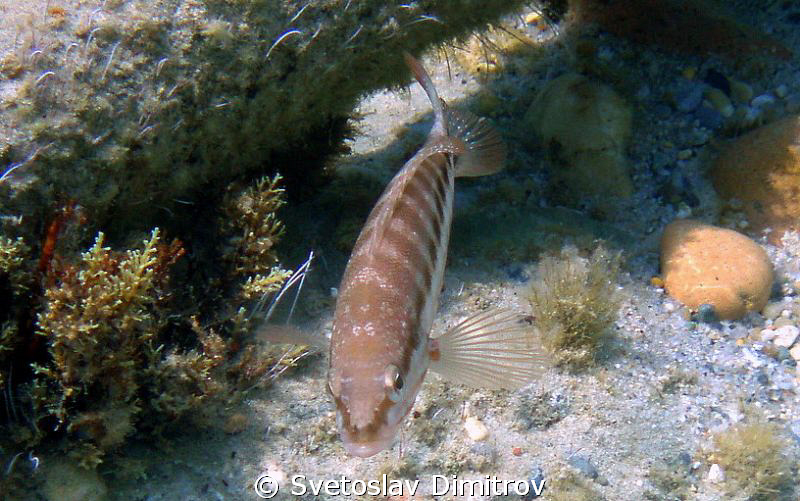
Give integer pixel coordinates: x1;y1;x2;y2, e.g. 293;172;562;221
751;94;776;108
773;325;799;348
782;309;792;318
664;302;676;313
790;344;800;361
707;463;725;483
464;416;489;441
760;329;777;342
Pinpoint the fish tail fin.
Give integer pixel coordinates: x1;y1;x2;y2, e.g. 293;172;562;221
447;109;507;177
403;51;447;137
404;52;506;176
429;308;548;389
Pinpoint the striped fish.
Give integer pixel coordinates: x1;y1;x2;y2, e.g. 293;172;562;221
327;53;547;458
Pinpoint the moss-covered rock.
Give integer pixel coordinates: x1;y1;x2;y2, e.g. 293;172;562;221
0;0;529;244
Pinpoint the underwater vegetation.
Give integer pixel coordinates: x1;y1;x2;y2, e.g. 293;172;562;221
708;420;796;500
0;174;300;485
527;245;622;370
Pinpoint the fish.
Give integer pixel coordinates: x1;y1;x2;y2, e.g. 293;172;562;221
327;53;548;458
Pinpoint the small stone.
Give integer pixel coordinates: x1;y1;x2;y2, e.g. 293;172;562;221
708;463;725;483
752;93;777;108
789;344;800;361
763;302;785;320
775;84;788;99
464;416;489;441
676;82;704;112
760;328;777;342
729;80;754;103
512;446;523;456
651;276;665;287
695;105;724;129
774;325;800;348
692;303;718;323
774;317;794;329
568;455;599;479
524;12;541;24
224;413;249;434
523;468;545;501
705;87;734;117
661;220;774;320
677;149;693;160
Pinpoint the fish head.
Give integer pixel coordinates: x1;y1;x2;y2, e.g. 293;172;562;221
327;334;429;457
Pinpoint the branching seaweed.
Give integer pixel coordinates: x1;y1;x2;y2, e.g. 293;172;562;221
710;421;795;500
33;229;170;449
528;245;622;370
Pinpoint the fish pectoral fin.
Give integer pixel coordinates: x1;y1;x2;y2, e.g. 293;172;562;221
428;308;548;389
447;109;507;178
254;323;328;351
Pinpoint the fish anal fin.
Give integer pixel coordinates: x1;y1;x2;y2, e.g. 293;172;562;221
429;308;548;389
447;109;507;178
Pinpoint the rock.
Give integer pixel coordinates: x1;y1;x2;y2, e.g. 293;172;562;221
707;463;725;483
774;325;800;348
763;302;785;320
692;303;718;323
704;88;734;117
660;220;774;320
464;416;489;441
0;0;533;252
711;115;800;244
790;344;800;361
695;105;725;130
525;73;633;200
772;325;800;348
42;458;108;501
730;80;754;103
760;328;777;342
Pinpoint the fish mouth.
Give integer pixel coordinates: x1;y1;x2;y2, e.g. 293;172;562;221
341;437;394;458
338;420;397;458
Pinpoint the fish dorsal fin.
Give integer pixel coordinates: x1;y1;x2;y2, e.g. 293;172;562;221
429;308;548;389
447;109;507;177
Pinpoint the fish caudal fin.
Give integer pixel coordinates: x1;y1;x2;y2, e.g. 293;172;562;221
403;52;506;175
448;109;507;177
404;52;446;137
429;309;548;389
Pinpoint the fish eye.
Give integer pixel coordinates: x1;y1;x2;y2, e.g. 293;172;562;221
383;364;404;402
